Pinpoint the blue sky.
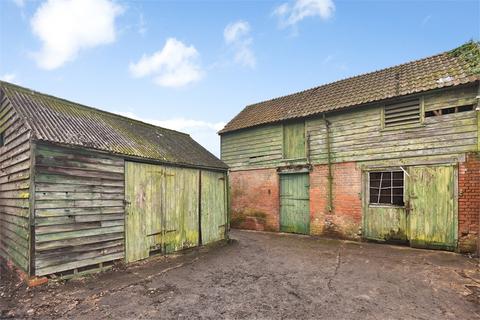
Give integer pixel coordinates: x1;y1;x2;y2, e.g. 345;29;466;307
1;0;479;156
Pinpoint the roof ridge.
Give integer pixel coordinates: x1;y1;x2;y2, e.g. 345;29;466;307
0;80;190;137
243;45;463;109
220;40;479;134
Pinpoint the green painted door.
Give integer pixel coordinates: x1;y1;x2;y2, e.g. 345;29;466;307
201;171;227;245
407;165;457;250
363;206;407;242
125;162;200;262
283;121;305;159
163;166;200;253
125;162;163;263
280;173;310;234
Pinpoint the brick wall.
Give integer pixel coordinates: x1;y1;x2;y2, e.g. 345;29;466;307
310;162;362;240
229;169;280;231
229;155;478;254
458;153;480;253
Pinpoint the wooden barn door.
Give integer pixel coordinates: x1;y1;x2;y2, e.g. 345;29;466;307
407;165;457;250
200;171;227;245
280;173;310;234
125;162;201;262
124;162;164;263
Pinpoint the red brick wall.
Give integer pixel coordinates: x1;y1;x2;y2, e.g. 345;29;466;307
229;155;478;253
310;162;362;239
458;153;480;253
229;169;279;231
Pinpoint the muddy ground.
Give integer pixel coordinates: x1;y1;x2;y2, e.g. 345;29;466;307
1;229;479;319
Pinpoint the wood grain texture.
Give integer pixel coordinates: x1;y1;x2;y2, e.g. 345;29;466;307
0;94;31;273
33;143;125;276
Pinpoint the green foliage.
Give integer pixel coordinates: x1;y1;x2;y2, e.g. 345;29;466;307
449;40;480;75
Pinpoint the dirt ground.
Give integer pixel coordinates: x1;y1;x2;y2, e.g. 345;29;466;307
1;229;479;320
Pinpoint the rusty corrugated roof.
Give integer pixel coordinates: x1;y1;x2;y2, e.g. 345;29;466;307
220;41;480;134
0;82;228;170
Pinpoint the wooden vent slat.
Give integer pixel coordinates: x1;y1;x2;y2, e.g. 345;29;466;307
384;99;420;127
384;105;420;115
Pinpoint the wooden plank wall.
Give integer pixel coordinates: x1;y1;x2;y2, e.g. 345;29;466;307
221;124;283;169
0;94;31;273
221;84;479;170
33;143;125;276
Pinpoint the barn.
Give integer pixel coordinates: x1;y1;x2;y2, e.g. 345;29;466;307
0;81;228;282
220;42;480;254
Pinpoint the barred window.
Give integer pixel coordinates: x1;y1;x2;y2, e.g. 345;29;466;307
369;171;404;206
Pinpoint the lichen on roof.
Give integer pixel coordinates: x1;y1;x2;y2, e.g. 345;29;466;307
0;81;227;170
220;41;480;134
449;40;480;75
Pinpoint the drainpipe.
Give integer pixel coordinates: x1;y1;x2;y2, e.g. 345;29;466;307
323;114;333;213
306;131;311;164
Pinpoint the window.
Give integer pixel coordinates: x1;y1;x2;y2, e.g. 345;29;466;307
369;171;404;206
384;99;421;128
283;121;305;159
425;105;474;118
0;131;4;147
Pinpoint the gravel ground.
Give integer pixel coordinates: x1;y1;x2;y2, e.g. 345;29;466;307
1;229;479;319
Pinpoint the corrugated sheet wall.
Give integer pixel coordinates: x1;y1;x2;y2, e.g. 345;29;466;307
0;93;31;273
33;143;125;276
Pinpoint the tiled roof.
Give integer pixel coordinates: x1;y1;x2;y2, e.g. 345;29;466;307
220;41;480;134
1;82;228;170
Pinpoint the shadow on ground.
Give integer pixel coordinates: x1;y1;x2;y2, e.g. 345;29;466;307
1;229;479;319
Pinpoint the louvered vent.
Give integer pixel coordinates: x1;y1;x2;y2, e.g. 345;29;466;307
384;99;420;128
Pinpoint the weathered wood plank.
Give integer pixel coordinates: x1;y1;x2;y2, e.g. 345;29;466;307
35;206;124;217
35;191;124;201
35;252;124;276
35;173;124;187
35;199;124;209
35;183;124;194
35;245;124;269
35;213;124;226
35;226;124;243
35;232;124;251
31;143;125;276
35;165;124;181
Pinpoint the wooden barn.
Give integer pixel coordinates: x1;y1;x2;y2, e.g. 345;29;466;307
0;81;228;281
220;42;480;253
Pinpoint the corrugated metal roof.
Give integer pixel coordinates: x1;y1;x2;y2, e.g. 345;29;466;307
220;41;480;134
0;82;228;170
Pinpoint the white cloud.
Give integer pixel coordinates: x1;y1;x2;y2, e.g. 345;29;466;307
138;13;147;36
12;0;25;7
116;112;225;156
273;0;335;28
223;20;256;68
129;38;203;88
31;0;124;70
0;73;20;84
224;21;250;44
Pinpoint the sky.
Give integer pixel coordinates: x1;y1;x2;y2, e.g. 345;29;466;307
0;0;479;156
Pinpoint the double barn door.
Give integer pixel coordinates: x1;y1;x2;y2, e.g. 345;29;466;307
124;162;227;263
364;164;457;250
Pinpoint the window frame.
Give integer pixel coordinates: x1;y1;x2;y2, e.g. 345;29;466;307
367;169;405;208
381;97;425;131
